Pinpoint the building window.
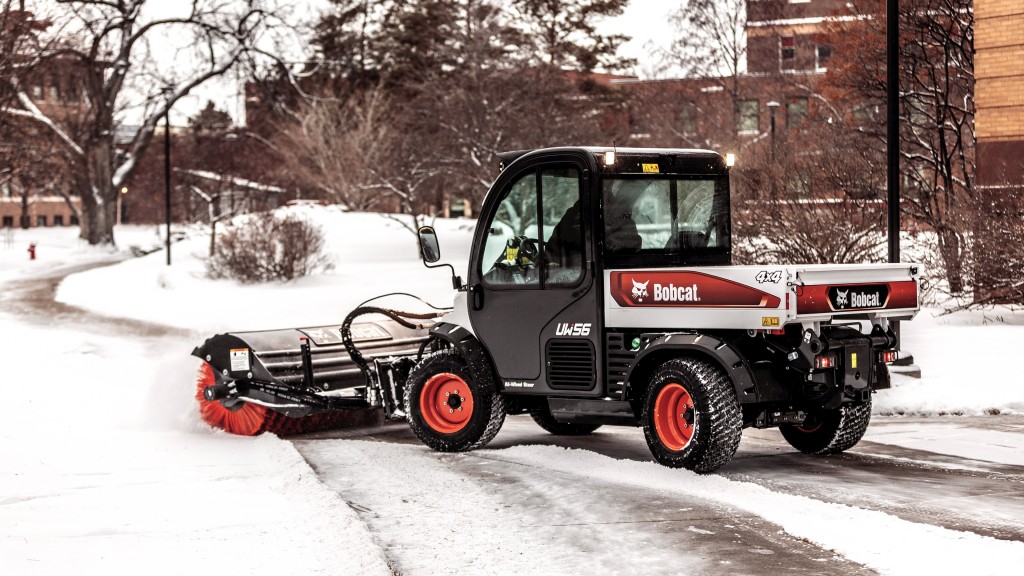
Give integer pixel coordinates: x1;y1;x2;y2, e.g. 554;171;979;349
780;36;796;68
48;85;60;102
816;45;832;69
71;214;80;225
31;84;43;99
737;100;760;133
787;98;808;128
680;103;697;135
37;215;48;227
2;216;12;227
54;215;64;226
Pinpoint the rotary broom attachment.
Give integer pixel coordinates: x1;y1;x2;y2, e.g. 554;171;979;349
191;300;446;436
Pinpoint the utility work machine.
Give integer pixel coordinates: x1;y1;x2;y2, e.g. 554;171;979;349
193;147;921;473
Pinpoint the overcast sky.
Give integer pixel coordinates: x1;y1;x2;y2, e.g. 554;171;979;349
155;0;678;127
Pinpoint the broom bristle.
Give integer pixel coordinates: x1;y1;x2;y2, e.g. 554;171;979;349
194;362;375;436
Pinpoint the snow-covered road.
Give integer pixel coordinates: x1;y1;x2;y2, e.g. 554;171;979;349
294;415;1024;575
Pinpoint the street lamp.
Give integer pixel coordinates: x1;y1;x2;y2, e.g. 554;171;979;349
116;186;127;226
162;86;173;266
886;0;900;265
766;101;781;160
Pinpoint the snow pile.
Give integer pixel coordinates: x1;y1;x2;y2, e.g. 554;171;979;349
490;444;1024;576
57;207;475;333
0;224;164;285
876;307;1024;416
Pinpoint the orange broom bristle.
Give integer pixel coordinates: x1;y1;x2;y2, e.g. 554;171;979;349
193;361;373;436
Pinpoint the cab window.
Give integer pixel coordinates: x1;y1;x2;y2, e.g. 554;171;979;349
481;167;583;288
603;177;728;255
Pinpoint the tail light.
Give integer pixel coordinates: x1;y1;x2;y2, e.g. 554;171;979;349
814;354;836;369
879;350;899;364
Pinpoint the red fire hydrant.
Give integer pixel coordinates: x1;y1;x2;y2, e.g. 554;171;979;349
28;243;36;260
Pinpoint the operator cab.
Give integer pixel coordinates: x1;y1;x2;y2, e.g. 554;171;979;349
419;146;734;399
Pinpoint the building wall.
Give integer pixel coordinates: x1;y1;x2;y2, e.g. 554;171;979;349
975;0;1024;184
975;0;1024;302
0;196;81;228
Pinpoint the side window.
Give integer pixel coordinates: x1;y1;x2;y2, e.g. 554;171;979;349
482;172;539;286
481;166;583;288
541;168;583;287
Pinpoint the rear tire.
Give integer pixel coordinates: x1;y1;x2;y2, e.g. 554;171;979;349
531;405;602;436
780;399;872;455
642;358;742;473
405;350;505;452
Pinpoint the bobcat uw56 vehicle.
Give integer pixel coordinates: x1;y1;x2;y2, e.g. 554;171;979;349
193;147;921;473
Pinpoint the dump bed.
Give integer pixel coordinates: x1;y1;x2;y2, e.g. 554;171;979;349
604;263;921;331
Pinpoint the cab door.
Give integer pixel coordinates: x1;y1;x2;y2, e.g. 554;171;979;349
467;153;601;395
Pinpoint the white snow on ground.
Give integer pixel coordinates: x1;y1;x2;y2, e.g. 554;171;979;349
489;444;1024;575
0;226;393;575
56;207;476;333
0;317;392;575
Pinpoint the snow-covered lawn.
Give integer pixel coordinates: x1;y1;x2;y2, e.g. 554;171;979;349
3;207;1023;575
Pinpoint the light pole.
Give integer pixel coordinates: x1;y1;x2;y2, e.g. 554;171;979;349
766;100;781;160
162;86;173;266
887;0;900;265
116;186;127;226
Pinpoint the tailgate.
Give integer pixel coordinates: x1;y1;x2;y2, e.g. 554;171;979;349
792;263;921;321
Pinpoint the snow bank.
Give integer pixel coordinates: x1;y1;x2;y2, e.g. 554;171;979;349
490;444;1024;576
56;207;476;333
876;306;1024;416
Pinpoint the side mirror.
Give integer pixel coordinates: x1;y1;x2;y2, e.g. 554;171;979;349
418;226;441;264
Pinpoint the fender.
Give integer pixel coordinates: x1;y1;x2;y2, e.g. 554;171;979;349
428;322;503;391
623;332;760;404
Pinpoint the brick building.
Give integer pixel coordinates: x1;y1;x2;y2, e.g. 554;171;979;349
975;0;1024;186
974;0;1024;301
0;9;87;230
621;1;844;171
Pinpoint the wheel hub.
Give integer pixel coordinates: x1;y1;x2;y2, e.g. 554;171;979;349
653;382;697;452
419;373;475;434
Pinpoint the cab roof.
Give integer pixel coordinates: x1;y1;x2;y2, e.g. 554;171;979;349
496;146;729;176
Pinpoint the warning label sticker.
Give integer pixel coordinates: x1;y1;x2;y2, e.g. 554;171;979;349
230;348;250;372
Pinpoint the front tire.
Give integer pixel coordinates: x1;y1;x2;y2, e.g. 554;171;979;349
780;399;872;455
405;350;505;452
642;358;742;473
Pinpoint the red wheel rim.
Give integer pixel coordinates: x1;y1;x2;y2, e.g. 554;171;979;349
654;382;696;451
194;361;267;436
795;416;823;433
418;373;474;434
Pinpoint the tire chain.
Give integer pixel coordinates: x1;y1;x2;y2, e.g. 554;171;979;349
819;398;872;455
670;358;743;473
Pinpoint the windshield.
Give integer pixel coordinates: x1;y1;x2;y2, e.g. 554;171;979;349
602;177;730;255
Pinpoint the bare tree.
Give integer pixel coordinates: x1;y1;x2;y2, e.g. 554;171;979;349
0;1;294;246
823;0;975;293
276;86;393;211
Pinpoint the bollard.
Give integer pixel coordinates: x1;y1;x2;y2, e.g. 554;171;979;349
28;243;36;260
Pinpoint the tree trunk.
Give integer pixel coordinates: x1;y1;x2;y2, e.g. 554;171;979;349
19;186;29;229
77;141;116;245
936;226;965;294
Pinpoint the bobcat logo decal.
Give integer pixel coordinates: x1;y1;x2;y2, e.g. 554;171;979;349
631;279;650;303
835;289;849;308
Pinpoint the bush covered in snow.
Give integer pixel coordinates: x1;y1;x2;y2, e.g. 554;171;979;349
206;212;331;283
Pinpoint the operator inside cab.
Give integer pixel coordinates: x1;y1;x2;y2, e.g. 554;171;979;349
481;167;584;288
